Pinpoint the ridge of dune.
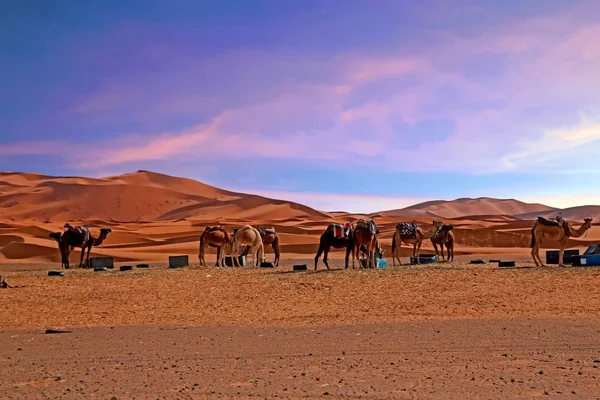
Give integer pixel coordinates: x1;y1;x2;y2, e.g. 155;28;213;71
379;197;556;219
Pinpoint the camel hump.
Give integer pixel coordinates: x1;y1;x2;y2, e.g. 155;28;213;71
536;216;562;227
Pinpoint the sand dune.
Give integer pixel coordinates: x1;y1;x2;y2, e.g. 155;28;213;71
380;197;556;219
517;205;600;221
0;171;598;265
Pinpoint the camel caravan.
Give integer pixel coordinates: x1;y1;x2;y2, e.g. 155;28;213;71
47;213;594;270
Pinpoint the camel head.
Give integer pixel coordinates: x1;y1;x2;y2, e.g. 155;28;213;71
99;228;112;238
583;218;593;228
49;232;62;243
94;228;112;245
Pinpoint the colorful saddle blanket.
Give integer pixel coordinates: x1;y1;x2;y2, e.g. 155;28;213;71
332;223;351;238
397;222;417;238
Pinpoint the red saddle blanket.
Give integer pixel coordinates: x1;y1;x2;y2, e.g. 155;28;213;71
332;223;351;238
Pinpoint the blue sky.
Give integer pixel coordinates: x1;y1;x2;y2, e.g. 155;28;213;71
2;0;600;212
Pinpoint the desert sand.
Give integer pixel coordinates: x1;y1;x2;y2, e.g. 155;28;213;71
1;170;599;399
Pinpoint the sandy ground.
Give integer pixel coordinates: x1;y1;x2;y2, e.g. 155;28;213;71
1;260;600;398
2;319;600;399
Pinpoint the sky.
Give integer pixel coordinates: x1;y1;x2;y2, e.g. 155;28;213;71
2;0;600;212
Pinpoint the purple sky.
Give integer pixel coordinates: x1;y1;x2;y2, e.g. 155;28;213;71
2;0;600;212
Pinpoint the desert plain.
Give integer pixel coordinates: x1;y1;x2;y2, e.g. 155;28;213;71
1;171;599;399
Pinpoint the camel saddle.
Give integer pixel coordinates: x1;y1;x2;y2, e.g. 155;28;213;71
64;223;91;245
536;216;572;236
258;227;276;236
356;219;378;235
397;222;417;238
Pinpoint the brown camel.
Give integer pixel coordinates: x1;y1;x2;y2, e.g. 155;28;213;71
49;225;112;268
392;220;442;266
314;223;354;270
531;216;593;267
198;226;231;267
242;227;281;266
430;224;455;262
352;219;379;269
230;225;265;267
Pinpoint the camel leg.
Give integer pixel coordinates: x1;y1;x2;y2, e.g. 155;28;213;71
61;243;69;269
532;232;545;267
315;242;325;271
255;242;264;267
344;243;352;269
216;246;221;267
416;241;422;265
440;243;445;261
86;245;92;267
558;241;566;268
200;243;206;267
79;246;85;268
369;243;375;268
323;247;330;270
412;243;418;265
258;242;265;266
394;240;402;266
232;242;239;267
273;237;280;267
356;243;364;269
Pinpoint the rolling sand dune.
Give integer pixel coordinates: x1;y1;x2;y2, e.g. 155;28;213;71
380;197;556;219
0;171;599;265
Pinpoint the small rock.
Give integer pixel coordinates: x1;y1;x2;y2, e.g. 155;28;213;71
538;370;544;375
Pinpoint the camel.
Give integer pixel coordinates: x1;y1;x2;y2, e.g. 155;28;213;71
430;224;455;262
391;220;443;266
0;275;9;289
241;227;281;266
314;223;354;270
49;225;112;268
353;219;379;269
531;216;593;267
229;225;265;267
198;226;231;267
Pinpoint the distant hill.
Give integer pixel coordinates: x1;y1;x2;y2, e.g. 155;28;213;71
378;197;556;219
0;171;331;223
